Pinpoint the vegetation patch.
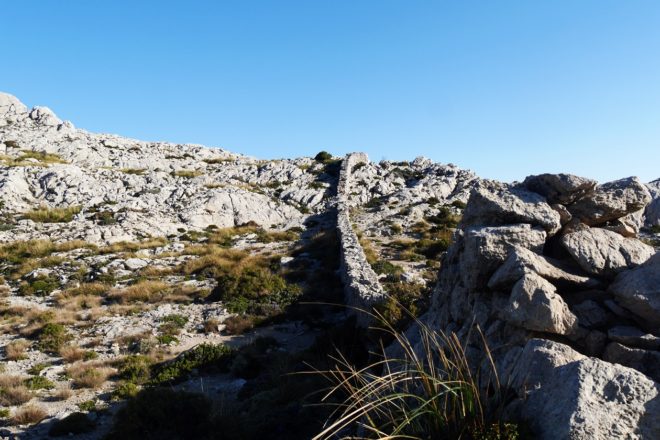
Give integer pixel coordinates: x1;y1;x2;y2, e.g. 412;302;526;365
22;205;81;223
37;323;72;353
48;412;96;437
150;343;233;385
172;169;203;178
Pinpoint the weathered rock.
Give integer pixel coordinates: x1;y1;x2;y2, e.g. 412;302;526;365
609;253;660;329
523;173;597;205
504;273;578;335
603;209;644;238
551;203;573;225
488;246;601;291
511;338;660;440
608;326;660;350
603;342;660;382
462;184;562;235
572;300;610;328
568;177;652;226
646;179;660;227
561;227;655;277
460;225;546;290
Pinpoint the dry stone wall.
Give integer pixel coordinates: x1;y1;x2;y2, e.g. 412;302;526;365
424;174;660;439
336;153;386;324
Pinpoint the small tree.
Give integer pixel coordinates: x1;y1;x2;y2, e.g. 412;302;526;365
314;151;332;162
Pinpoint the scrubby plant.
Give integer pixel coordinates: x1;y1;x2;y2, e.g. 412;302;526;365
11;404;47;426
111;381;140;400
5;339;30;360
105;389;213;440
118;355;153;385
24;375;55;390
314;315;520;440
18;274;60;296
37;323;72;353
48;412;96;436
0;375;33;406
77;400;97;412
119;168;146;175
67;363;112;389
23;205;81;223
150;343;233;385
314;151;333;162
172;169;203;178
108;280;170;304
222;315;257;335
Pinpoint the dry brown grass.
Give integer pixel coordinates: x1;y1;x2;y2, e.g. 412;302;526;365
67;362;113;389
11;404;47;426
22;206;81;223
56;294;103;311
53;383;73;401
5;339;30;361
60;282;110;297
108;280;170;304
59;345;86;363
98;237;168;255
0;375;33;406
202;318;220;334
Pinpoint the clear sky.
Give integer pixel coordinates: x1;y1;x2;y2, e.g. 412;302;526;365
2;1;659;183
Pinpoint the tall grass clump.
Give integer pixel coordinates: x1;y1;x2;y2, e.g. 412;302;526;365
314;313;520;440
23;206;81;223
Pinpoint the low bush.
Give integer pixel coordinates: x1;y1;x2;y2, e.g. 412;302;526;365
118;355;152;385
111;381;140;400
314;151;332;162
67;363;112;389
37;323;72;353
24;375;55;390
18;274;60;296
48;412;96;436
105;388;213;440
223;315;256;335
150;343;233;385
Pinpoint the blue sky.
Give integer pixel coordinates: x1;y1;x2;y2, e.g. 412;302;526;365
2;1;659;183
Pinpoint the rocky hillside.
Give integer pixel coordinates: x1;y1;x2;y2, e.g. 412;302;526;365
0;91;659;439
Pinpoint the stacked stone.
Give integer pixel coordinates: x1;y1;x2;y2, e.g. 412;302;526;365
427;174;660;439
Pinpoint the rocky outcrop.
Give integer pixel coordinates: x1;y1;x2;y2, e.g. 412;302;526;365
336;153;386;324
425;172;660;439
0;92;331;244
561;228;655;277
646;179;660;227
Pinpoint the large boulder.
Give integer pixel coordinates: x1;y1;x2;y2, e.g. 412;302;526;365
523;173;597;205
461;184;561;235
561;228;655;277
603;342;660;382
609;253;660;329
488;246;601;291
568;177;652;226
460;224;546;290
504;273;577;335
646;179;660;227
511;339;660;440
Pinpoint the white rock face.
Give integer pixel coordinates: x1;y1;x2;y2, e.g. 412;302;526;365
511;339;660;440
609;253;660;329
462;183;562;235
505;273;578;335
0;92;331;244
568;176;652;226
561;227;655;277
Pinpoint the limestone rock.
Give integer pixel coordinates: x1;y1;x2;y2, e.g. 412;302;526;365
504;273;578;335
488;246;601;291
646;179;660;227
603;342;660;382
461;184;562;235
511;338;660;440
608;326;660;350
561;228;655;277
609;253;660;329
568;177;652;226
523;173;597;205
460;224;546;290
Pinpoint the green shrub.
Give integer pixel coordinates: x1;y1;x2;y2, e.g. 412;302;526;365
0;408;9;418
150;343;233;385
48;412;96;436
24;375;55;390
213;266;301;315
106;389;213;440
18;274;59;296
118;355;152;385
111;381;140;400
314;151;332;162
77;400;97;412
37;323;72;353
